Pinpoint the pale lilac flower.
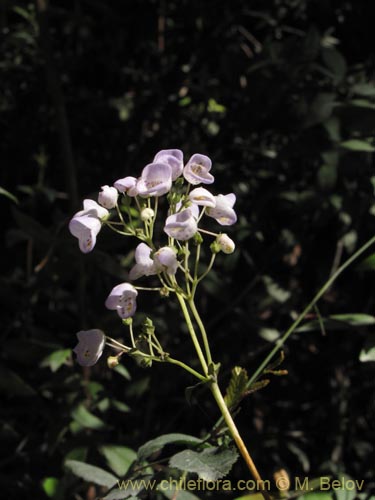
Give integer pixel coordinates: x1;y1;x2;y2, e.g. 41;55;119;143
98;185;118;209
105;283;138;319
114;176;138;197
73;329;106;366
69;214;102;253
183;154;214;185
164;208;198;241
175;200;199;219
154;149;184;180
129;243;157;280
137;163;172;197
154;247;178;275
189;187;216;208
206;193;237;226
216;234;236;254
75;199;109;220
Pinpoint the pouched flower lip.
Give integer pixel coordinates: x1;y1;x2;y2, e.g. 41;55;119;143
216;233;235;254
75;199;109;220
164;208;198;241
129;243;157;280
105;283;138;319
154;246;178;275
114;176;138;197
69;214;102;253
137;163;172;197
98;185;118;209
206;193;237;226
183;154;214;185
73;329;106;366
154;149;184;180
189;187;216;208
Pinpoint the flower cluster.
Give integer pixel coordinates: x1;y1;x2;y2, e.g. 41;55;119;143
70;149;237;366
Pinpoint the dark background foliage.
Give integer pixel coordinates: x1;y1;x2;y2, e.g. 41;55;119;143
0;0;374;499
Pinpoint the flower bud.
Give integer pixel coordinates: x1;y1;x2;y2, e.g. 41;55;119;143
107;356;120;368
98;185;118;209
140;207;155;221
216;234;235;254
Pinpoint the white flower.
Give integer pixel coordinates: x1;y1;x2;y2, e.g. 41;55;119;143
154;247;178;275
206;193;237;226
216;234;235;254
183;154;214;185
137;163;172;197
153;149;184;180
75;199;109;220
164;208;198;241
129;243;157;280
98;185;118;209
189;187;216;208
69;214;102;253
73;329;106;366
114;176;138;197
105;283;138;319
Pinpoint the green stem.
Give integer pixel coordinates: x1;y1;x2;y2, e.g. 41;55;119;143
165;356;208;382
209;380;272;500
176;294;209;375
247;234;375;388
188;298;213;366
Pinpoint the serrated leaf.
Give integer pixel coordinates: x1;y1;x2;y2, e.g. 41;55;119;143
104;475;154;499
100;445;137;476
65;460;117;488
224;367;249;409
340;140;375;152
138;433;202;461
71;404;106;430
169;447;238;482
159;486;201;500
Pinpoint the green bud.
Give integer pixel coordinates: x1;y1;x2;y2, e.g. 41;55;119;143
159;287;170;298
122;317;133;326
210;240;221;254
193;232;204;245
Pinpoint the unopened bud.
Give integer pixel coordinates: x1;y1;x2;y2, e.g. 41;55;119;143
107;356;120;368
140;207;155;221
216;234;235;254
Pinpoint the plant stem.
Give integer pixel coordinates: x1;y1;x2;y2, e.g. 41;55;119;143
247;233;375;388
165;356;208;382
209;380;272;500
176;294;208;375
188;298;213;366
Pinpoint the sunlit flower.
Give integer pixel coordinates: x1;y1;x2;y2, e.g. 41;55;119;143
154;246;178;275
183;154;214;185
137;163;172;197
216;233;235;254
129;243;157;280
69;214;102;253
164;208;198;241
105;283;138;319
73;329;106;366
154;149;184;180
114;176;138;196
98;185;118;209
189;187;216;208
206;193;237;226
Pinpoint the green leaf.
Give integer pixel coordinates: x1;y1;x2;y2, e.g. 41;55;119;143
334;475;357;500
359;337;375;362
297;494;333;500
138;433;202;461
0;186;18;204
207;98;226;114
65;460;117;488
112;400;131;413
104;475;154;499
0;364;36;397
113;364;131;380
100;445;137;476
169;447;238;482
71;404;106;430
40;349;71;372
297;313;375;332
352;83;375;97
340;139;375;152
356;252;375;271
322;48;347;82
224;366;249;409
233;495;264;500
42;477;59;498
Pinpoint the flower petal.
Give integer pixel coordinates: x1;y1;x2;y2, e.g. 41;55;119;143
154;149;184;180
164;208;198;241
98;185;118;209
183;154;214;185
69;215;102;253
189;187;216;208
73;329;106;366
137;163;172;197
